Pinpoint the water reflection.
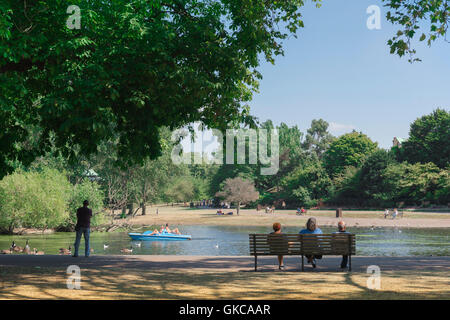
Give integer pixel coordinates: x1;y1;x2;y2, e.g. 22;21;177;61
0;225;448;256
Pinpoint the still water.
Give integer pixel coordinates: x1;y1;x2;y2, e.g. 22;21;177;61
0;225;449;256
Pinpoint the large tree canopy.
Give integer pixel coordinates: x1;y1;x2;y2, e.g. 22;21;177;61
323;131;378;176
401;108;450;168
0;0;321;177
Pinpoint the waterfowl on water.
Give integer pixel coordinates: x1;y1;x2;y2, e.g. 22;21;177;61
33;248;44;255
120;247;133;254
134;242;141;247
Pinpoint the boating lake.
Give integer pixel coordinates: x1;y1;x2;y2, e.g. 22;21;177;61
0;225;449;256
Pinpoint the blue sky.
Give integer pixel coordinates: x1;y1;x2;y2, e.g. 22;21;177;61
248;0;450;149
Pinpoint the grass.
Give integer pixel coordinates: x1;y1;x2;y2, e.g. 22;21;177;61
0;266;448;299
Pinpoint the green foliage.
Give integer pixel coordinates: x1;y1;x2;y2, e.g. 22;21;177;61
328;166;363;206
0;168;71;233
280;156;331;207
323;132;378;176
358;149;396;201
68;179;105;227
401;109;450;168
384;0;450;62
382;162;449;205
164;177;195;203
0;0;322;178
302;119;335;158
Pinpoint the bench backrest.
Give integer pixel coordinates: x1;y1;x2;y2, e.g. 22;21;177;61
249;233;356;256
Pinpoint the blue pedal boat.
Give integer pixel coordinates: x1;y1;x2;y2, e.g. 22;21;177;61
128;230;192;241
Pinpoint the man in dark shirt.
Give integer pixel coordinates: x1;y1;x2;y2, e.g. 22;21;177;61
73;200;92;257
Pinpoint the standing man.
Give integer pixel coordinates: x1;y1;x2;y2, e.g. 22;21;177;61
73;200;92;257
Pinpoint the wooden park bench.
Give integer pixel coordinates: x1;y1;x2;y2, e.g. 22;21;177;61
249;233;356;271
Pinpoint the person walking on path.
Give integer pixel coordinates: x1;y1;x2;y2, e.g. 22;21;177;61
392;208;398;220
73;200;92;258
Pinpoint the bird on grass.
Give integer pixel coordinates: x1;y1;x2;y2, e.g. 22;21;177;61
1;248;12;254
22;240;31;254
120;247;133;254
11;241;23;253
59;246;72;255
33;248;44;255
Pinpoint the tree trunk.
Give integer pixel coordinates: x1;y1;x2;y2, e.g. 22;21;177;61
141;203;146;215
237;202;241;215
127;203;134;215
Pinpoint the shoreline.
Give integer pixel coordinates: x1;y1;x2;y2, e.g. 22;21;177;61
124;208;450;229
2;208;449;235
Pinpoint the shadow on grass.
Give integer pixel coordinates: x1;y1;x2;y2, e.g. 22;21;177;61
0;266;449;300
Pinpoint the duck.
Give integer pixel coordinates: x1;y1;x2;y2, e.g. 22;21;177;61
22;240;31;254
134;242;141;248
59;246;72;255
103;244;109;250
11;241;23;252
33;248;44;255
1;248;12;254
120;247;133;254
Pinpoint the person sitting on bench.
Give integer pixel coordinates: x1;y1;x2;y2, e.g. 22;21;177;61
299;217;323;268
268;222;287;271
333;221;350;269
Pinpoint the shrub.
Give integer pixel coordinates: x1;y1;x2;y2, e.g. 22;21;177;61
0;168;71;233
68;179;106;227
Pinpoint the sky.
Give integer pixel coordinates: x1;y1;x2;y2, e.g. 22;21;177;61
247;0;450;149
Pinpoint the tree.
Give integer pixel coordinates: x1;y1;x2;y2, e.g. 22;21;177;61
280;155;331;207
401;109;450;168
382;162;448;205
358;149;396;202
0;0;321;178
323;132;378;176
384;0;450;62
215;177;259;215
302;119;334;158
164;178;195;204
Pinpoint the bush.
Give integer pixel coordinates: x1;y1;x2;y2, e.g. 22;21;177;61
68;179;106;227
0;168;71;233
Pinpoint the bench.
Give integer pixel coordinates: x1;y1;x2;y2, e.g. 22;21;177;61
249;233;356;271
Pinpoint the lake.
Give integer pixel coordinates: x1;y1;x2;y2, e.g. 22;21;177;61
0;225;449;256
